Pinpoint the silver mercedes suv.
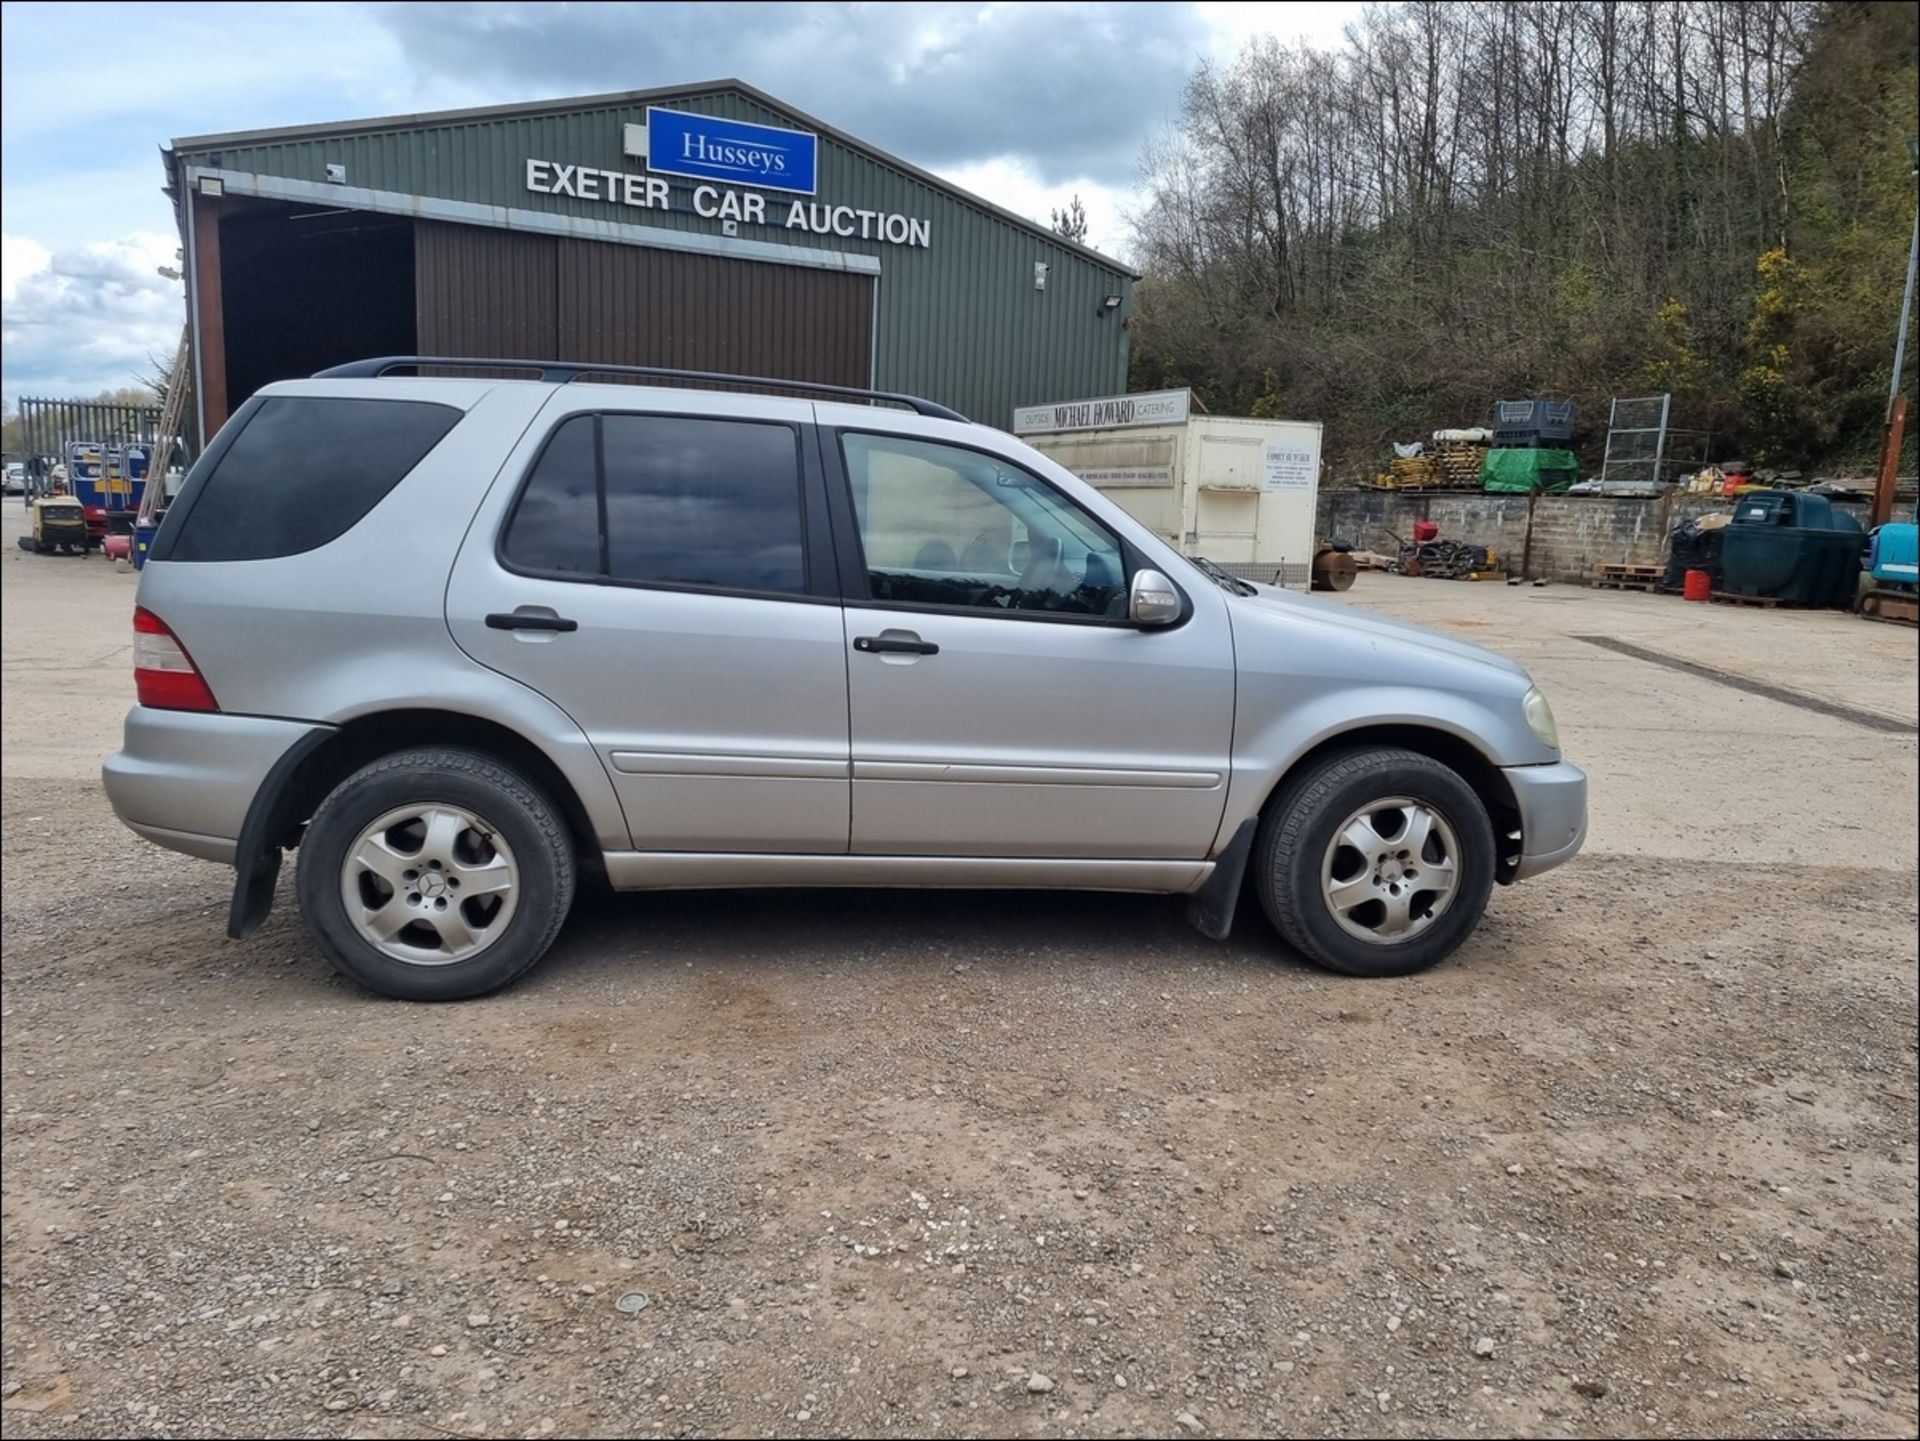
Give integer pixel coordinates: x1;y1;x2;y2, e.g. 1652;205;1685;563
104;358;1586;1001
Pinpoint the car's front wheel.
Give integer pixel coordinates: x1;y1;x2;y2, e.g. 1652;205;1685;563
1254;747;1495;978
295;747;575;1000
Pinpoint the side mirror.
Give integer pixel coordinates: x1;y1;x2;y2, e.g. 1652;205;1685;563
1128;568;1182;626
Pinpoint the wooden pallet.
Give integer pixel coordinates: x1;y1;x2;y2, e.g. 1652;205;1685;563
1592;563;1662;592
1710;590;1785;608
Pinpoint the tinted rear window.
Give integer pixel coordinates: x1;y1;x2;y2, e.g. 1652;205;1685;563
500;413;806;596
161;397;460;562
602;415;804;593
499;416;600;575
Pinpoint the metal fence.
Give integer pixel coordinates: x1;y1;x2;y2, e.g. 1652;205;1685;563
14;397;179;499
1597;394;1711;490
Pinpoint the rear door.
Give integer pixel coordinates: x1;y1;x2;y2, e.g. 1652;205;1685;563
446;393;851;853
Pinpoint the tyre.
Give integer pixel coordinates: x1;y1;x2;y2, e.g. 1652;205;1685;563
1253;747;1495;978
294;746;576;1000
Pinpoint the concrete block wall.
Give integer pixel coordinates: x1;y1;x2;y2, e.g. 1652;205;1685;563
1319;490;1532;568
1317;489;1869;582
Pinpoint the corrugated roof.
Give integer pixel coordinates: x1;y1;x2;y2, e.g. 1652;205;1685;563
168;77;1138;278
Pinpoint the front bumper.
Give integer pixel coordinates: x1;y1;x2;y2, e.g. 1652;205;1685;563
103;708;329;865
1503;759;1588;881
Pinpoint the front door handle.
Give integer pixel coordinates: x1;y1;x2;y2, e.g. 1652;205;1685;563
854;633;938;656
486;611;578;632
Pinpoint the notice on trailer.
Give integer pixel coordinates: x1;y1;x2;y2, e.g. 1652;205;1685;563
1262;440;1316;491
1078;465;1173;488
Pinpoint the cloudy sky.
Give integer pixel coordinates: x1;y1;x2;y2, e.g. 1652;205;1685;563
1;0;1359;405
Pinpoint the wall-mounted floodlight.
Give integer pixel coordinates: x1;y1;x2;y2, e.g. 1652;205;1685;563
1096;293;1122;317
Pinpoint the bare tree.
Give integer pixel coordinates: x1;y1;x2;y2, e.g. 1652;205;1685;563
1126;0;1901;472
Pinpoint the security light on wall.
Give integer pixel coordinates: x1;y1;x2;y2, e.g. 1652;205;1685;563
1097;294;1122;317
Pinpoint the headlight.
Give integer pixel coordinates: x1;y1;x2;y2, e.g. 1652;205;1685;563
1523;685;1560;750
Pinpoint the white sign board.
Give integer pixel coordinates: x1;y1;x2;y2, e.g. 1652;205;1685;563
1262;437;1318;491
1013;389;1190;436
1078;465;1174;488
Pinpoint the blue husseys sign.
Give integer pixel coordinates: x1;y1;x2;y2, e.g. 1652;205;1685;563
645;107;817;195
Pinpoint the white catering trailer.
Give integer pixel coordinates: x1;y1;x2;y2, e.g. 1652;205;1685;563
1013;389;1323;590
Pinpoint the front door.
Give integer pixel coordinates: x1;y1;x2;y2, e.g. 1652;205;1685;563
447;397;850;853
831;429;1236;859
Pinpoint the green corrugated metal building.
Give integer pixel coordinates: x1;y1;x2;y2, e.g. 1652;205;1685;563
165;79;1137;445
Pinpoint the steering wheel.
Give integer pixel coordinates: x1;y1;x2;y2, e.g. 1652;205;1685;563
958;527;1012;573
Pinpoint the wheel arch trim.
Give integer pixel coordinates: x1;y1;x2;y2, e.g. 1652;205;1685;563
226;706;620;939
228;726;336;938
1193;709;1526;944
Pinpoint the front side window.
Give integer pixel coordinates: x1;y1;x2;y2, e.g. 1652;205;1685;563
502;413;806;596
840;432;1127;618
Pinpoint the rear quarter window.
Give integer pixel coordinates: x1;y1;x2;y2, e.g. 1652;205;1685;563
156;396;461;562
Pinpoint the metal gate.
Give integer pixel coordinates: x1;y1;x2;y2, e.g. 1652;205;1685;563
14;398;178;501
1598;395;1710;492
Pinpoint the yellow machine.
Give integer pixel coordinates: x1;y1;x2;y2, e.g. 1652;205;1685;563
19;496;90;555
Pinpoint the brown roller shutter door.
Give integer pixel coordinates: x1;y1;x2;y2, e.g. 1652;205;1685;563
416;222;559;358
415;220;872;386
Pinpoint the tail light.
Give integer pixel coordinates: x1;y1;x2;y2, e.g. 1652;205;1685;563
133;606;220;712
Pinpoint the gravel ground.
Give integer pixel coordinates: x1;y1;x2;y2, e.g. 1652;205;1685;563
3;503;1916;1439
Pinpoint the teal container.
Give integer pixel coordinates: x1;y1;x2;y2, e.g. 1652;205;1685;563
1719;491;1864;607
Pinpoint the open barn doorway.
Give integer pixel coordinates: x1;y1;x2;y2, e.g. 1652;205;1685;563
217;199;416;412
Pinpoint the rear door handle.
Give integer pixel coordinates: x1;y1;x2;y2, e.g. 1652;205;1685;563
854;633;938;656
486;611;578;632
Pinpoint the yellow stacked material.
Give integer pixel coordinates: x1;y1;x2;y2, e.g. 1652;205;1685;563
1375;442;1487;490
1431;442;1488;489
1379;453;1438;488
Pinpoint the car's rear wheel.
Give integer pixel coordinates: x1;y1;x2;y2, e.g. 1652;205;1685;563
295;747;575;1000
1254;747;1495;978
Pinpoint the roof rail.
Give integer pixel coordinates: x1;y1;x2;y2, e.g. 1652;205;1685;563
310;356;970;422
